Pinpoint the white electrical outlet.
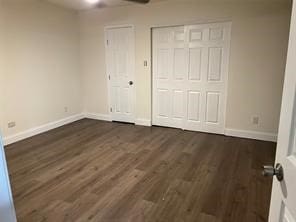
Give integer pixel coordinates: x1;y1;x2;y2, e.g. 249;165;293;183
64;107;68;113
252;116;259;125
8;122;16;128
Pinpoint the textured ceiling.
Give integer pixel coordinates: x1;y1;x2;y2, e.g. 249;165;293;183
2;0;290;11
45;0;166;11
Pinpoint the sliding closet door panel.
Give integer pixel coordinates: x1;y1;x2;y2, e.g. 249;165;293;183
153;26;186;128
184;22;231;134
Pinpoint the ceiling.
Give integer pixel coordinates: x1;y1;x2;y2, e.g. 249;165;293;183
45;0;166;11
4;0;289;11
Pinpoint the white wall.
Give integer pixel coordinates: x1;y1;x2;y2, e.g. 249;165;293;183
79;0;291;135
0;0;82;140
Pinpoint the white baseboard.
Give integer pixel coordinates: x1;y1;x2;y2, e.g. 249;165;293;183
135;118;152;127
84;113;111;122
2;113;277;146
84;113;152;127
3;114;84;146
225;128;277;142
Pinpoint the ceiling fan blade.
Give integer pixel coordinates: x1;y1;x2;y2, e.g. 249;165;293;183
123;0;150;4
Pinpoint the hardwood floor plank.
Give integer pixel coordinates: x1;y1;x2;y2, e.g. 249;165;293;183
201;137;240;218
4;119;276;222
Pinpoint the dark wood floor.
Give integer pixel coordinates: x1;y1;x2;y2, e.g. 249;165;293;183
5;119;276;222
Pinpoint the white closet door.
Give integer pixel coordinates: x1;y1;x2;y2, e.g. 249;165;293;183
185;23;231;134
106;27;135;123
152;26;187;129
152;22;231;134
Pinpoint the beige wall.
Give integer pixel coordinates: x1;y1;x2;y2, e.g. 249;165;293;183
0;1;82;138
0;0;291;142
79;0;291;134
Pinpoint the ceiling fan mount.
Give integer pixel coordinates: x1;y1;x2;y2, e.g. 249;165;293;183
123;0;150;3
94;0;150;9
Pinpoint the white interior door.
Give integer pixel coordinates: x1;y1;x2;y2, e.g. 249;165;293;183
268;1;296;221
0;135;17;222
106;26;135;123
152;22;231;134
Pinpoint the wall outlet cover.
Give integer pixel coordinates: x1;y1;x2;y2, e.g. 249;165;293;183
8;122;16;128
252;116;259;125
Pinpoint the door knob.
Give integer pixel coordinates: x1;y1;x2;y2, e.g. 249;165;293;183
129;81;134;86
262;163;284;181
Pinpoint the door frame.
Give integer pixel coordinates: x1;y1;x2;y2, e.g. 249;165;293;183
104;24;136;123
150;21;232;134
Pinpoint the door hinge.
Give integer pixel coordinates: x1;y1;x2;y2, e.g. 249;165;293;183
110;107;113;112
108;75;111;80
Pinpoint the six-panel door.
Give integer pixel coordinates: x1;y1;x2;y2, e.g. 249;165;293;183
106;27;135;123
269;1;296;220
